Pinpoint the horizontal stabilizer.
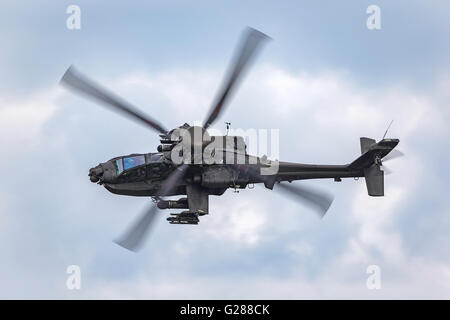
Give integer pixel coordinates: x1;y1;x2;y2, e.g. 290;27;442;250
349;138;399;170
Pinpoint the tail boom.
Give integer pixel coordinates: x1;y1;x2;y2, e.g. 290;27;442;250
268;138;399;197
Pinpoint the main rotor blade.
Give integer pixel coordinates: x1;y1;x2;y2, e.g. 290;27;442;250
276;182;334;218
60;65;168;134
236;164;334;218
114;164;188;251
114;203;158;252
203;27;270;129
383;149;404;162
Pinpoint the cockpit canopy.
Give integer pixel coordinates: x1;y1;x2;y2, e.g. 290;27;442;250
114;153;163;175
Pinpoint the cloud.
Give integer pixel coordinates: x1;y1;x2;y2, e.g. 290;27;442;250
0;65;449;299
0;89;63;151
203;195;268;246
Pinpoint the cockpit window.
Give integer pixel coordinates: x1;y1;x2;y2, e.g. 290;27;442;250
123;155;146;170
116;159;124;174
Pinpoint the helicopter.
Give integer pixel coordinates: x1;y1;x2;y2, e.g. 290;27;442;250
60;27;402;251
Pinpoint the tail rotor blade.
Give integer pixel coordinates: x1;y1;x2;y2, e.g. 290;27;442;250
381;165;392;175
60;65;168;134
203;27;270;129
276;182;334;218
383;149;404;162
114;164;188;251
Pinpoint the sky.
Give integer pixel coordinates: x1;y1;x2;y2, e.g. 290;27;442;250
0;0;449;299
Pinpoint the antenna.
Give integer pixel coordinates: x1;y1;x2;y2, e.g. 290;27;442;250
225;122;231;136
382;120;394;140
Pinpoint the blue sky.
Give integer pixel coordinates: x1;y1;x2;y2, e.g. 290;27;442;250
0;1;449;298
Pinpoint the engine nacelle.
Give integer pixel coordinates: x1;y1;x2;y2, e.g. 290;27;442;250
200;166;247;188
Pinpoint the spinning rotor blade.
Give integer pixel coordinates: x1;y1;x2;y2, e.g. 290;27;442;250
114;204;158;252
380;165;392;175
60;65;168;134
380;149;403;175
276;182;334;218
383;149;404;162
203;27;270;129
114;164;188;251
239;165;334;218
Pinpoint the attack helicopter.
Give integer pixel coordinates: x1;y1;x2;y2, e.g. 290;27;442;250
60;27;401;251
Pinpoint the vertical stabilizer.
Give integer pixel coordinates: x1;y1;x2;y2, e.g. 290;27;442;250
363;164;384;196
360;137;376;154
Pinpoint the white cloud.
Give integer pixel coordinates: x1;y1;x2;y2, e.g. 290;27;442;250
203;193;268;246
0;88;63;152
0;65;449;299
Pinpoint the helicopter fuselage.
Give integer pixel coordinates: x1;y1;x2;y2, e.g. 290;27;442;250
88;136;399;201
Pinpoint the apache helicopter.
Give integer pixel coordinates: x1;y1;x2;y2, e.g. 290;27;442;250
60;27;402;251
